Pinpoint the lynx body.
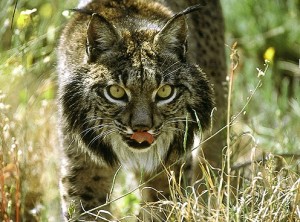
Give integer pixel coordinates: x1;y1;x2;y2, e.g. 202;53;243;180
57;0;224;221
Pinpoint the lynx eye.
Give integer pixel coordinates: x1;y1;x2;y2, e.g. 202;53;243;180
156;84;173;99
107;85;126;100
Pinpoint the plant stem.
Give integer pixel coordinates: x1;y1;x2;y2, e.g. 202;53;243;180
226;42;238;221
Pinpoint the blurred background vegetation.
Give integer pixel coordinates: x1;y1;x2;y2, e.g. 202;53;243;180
0;0;299;221
223;0;300;154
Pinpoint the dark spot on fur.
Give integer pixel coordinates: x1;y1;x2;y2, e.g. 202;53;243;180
72;167;85;173
68;188;77;196
92;175;101;181
67;153;72;159
61;177;67;184
80;193;94;201
66;153;80;161
85;186;94;193
67;175;77;183
98;197;107;204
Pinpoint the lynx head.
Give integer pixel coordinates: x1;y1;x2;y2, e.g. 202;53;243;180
58;2;214;171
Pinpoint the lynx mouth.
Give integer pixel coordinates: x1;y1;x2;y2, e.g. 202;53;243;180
125;139;152;149
124;131;155;150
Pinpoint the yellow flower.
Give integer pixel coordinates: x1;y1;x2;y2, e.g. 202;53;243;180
16;9;37;29
263;47;275;63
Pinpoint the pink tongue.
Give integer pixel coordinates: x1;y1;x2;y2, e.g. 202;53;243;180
130;132;154;144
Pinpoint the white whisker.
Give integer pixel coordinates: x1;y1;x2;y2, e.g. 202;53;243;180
80;123;114;137
88;128;117;147
162;66;182;79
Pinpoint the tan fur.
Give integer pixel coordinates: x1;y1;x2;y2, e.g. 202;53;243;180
57;0;225;221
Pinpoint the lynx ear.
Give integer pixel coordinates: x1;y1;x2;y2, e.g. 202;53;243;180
154;16;188;60
153;4;205;60
86;13;120;62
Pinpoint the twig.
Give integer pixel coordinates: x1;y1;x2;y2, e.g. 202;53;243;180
226;42;239;220
231;153;300;171
11;0;19;30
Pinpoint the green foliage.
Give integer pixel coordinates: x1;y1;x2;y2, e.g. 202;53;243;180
224;0;300;54
0;0;299;221
223;0;300;154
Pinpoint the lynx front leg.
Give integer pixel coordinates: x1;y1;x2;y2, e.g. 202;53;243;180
138;160;192;222
60;153;117;221
138;171;170;222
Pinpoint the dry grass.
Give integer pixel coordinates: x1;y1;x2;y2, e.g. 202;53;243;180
0;87;61;221
59;46;299;221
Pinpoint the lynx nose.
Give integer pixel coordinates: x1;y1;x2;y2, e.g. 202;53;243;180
132;124;151;132
131;107;152;132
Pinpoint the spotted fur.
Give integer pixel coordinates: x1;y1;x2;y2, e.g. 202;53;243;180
57;0;217;221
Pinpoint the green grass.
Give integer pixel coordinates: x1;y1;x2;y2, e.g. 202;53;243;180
223;0;300;156
1;0;299;221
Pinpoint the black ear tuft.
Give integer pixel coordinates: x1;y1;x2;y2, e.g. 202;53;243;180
86;13;120;62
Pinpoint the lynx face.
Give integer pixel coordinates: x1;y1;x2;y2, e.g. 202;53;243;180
58;1;214;173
